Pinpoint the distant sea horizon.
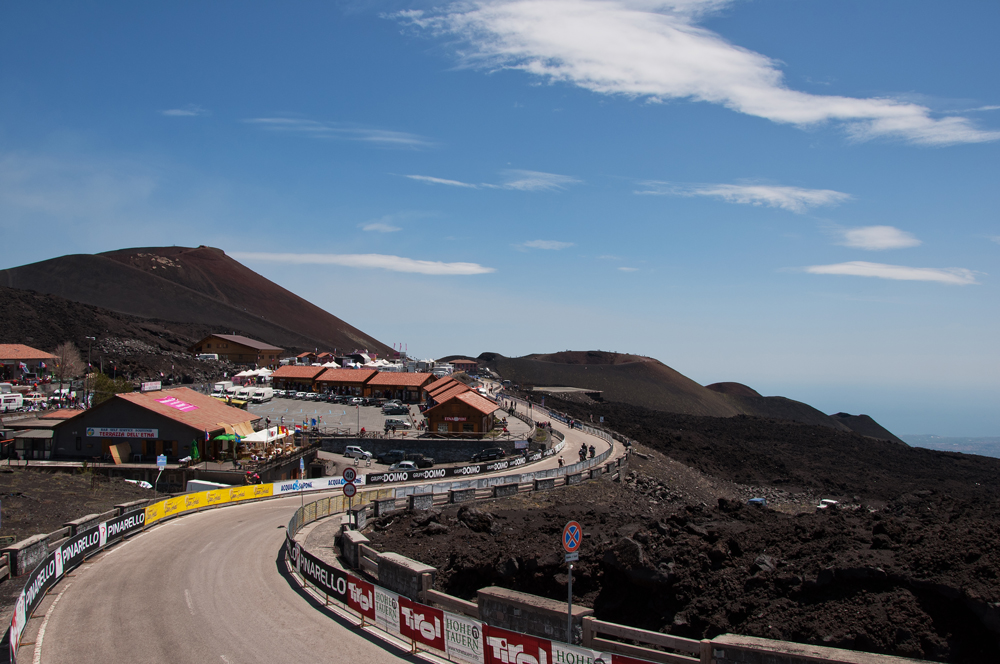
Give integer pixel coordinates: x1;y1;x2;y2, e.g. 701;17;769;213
901;435;1000;460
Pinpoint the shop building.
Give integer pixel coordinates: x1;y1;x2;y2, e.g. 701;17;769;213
0;344;55;383
315;368;376;396
450;359;479;374
364;372;435;402
188;334;284;367
52;387;259;462
269;365;326;392
424;391;499;435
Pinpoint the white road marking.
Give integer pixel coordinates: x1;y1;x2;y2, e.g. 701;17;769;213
220;656;231;663
198;541;215;554
33;582;71;664
185;589;195;615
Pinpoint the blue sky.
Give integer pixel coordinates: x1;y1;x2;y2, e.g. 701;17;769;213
2;1;998;436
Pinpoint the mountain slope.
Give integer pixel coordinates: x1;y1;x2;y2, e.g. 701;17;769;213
484;350;895;436
0;246;389;355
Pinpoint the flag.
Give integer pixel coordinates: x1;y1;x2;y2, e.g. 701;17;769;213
39;362;46;370
235;433;241;445
294;424;302;432
18;362;27;372
204;430;210;441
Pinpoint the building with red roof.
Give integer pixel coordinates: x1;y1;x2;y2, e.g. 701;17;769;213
188;334;284;367
0;344;55;383
52;386;259;462
424;389;499;435
269;365;326;391
364;372;435;402
315;368;377;396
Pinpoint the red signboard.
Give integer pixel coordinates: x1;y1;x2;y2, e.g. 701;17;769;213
484;624;552;664
347;575;376;621
398;596;447;652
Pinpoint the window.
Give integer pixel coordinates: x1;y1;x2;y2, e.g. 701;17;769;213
75;436;82;451
463;423;474;432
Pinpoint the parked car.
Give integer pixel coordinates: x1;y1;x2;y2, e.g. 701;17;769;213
382;404;408;415
295;392;309;400
405;453;434;468
388;460;417;472
383;418;411;429
344;445;373;460
471;447;506;462
377;449;407;465
349;397;364;405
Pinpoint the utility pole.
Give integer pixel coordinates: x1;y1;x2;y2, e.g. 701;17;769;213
85;336;96;408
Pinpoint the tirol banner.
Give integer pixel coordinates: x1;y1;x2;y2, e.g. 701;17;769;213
398;596;447;652
8;510;145;663
365;455;531;485
444;612;485;664
346;575;376;622
483;625;553;664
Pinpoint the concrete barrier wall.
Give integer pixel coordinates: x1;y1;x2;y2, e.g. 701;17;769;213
377;552;435;601
478;586;593;645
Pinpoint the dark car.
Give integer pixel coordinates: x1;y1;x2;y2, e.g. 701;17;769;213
382;404;408;415
405;453;435;468
471;447;506;462
377;449;407;465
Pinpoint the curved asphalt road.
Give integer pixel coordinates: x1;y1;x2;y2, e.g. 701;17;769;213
31;409;616;664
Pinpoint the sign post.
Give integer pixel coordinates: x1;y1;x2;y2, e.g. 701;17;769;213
154;454;167;498
343;467;358;523
562;520;582;643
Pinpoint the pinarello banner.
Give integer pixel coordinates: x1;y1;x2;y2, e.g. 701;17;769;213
347;575;376;622
286;534;349;604
483;624;552;664
8;511;146;663
398;596;447;652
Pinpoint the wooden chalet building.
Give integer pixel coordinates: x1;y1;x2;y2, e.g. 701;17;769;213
188;334;283;368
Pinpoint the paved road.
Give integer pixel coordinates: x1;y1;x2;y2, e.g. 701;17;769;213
28;405;616;664
32;496;414;664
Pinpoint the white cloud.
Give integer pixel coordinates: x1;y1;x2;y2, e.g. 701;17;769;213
521;239;575;250
990;236;1000;246
230;251;494;275
245;118;433;148
840;226;920;251
639;182;851;213
804;261;979;285
502;169;580;191
161;105;209;117
403;169;579;191
618;266;638;272
360;222;402;233
404;174;479;188
397;0;1000;145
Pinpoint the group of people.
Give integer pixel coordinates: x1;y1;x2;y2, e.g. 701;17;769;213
578;443;595;462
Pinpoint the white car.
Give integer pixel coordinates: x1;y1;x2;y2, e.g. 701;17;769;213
388;460;417;472
295;392;309;400
349;397;364;405
344;446;372;460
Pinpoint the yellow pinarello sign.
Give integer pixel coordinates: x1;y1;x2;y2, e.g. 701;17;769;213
144;483;274;526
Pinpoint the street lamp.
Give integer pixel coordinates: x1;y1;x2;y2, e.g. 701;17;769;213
85;337;96;408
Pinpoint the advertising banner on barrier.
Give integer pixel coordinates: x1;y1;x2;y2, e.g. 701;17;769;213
294;541;349;603
374;586;400;633
445;612;485;664
347;575;376;622
483;625;552;664
399;596;447;652
206;488;231;507
271;475;366;496
365;455;536;485
7;508;147;663
551;641;601;664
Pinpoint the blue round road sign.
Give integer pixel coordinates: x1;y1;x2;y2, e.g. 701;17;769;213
562;521;582;553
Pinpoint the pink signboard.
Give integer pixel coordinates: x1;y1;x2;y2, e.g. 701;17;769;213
155;396;200;412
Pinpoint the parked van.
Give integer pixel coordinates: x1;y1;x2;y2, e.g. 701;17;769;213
212;381;234;398
235;386;254;401
0;383;13;394
0;394;23;412
197;353;220;361
251;387;274;403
